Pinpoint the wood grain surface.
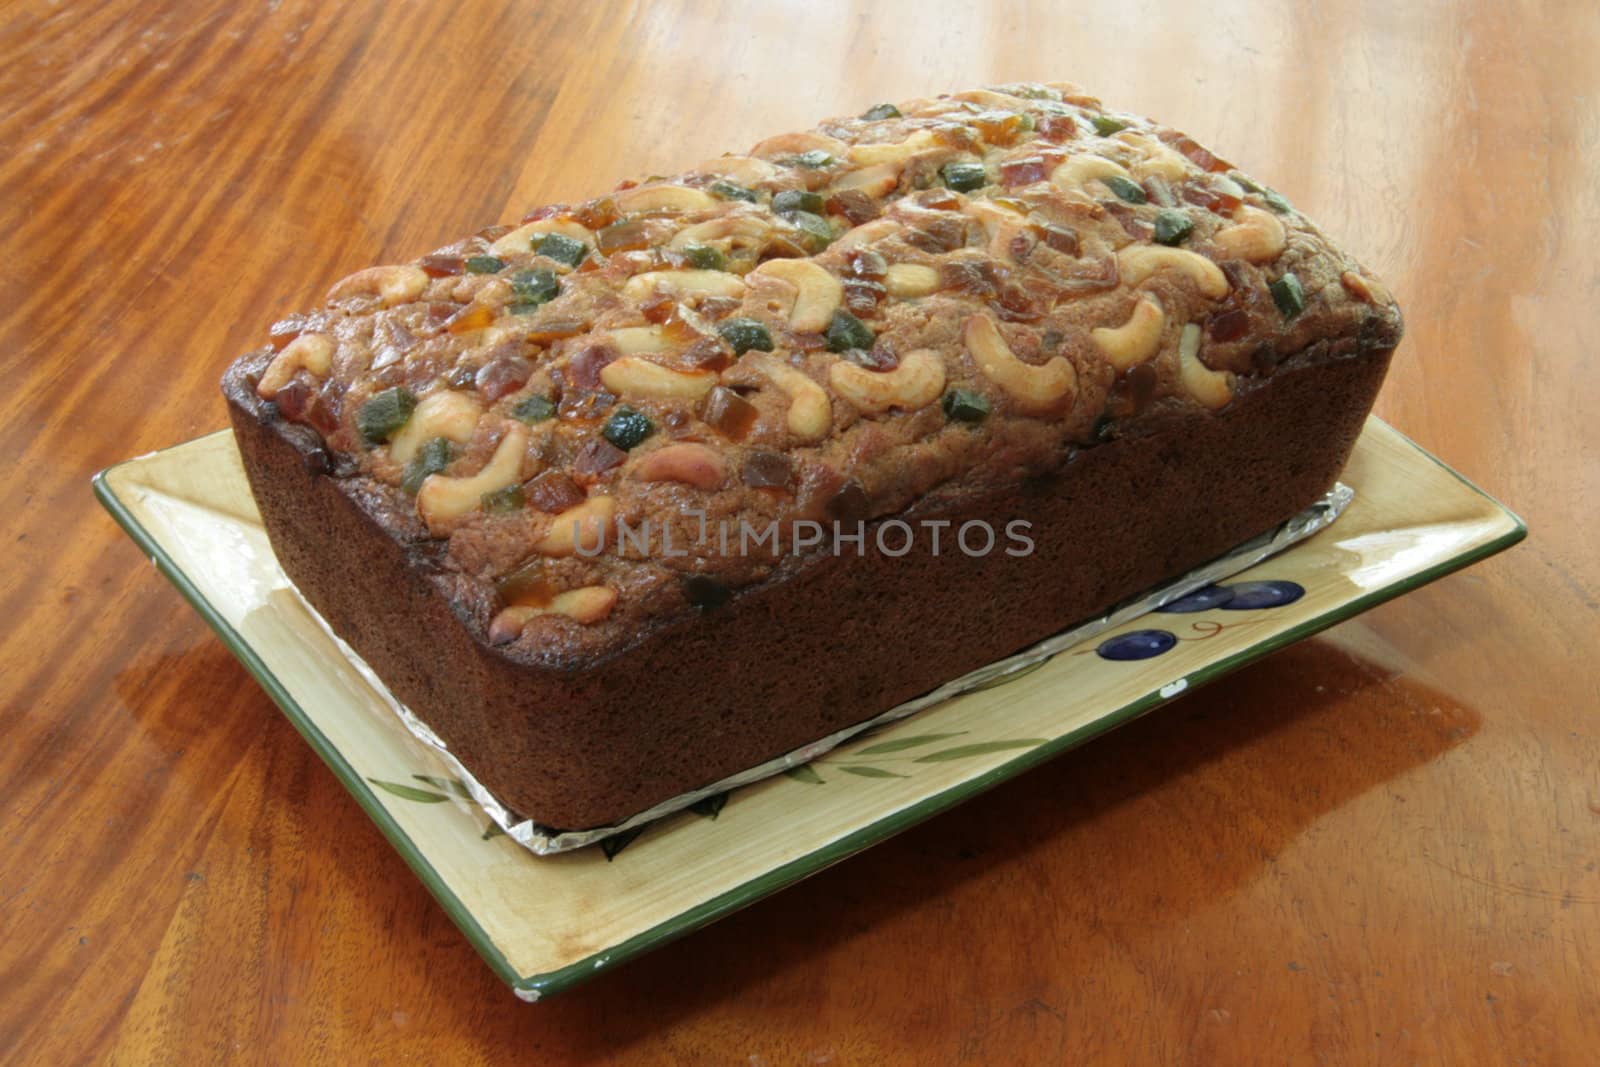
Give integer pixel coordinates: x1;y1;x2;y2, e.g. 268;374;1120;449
2;1;1595;1062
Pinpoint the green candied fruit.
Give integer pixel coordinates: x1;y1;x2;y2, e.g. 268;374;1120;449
1270;273;1307;320
400;437;452;493
601;406;654;450
1152;209;1194;246
357;387;416;446
507;268;560;313
681;242;727;271
785;149;835;169
1101;175;1147;204
708;180;759;202
1233;173;1292;213
772;189;826;215
939;160;988;192
717;317;774;355
510;394;556;424
861;103;902;121
783;210;835;252
535;233;588;268
464;255;504;274
480;485;526;513
824;309;874;352
1091;114;1129;136
941;388;991;424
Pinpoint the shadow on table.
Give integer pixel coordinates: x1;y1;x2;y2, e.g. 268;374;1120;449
459;632;1480;1057
111;630;1478;1058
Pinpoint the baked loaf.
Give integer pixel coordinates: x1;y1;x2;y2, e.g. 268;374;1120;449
223;81;1401;831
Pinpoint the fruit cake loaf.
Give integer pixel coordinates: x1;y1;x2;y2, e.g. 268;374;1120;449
223;81;1402;831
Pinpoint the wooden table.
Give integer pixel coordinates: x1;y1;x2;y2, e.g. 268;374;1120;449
3;0;1595;1061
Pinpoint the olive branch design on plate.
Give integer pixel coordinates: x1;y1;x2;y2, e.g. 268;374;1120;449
783;734;1049;784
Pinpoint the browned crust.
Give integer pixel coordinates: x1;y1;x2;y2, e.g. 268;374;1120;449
226;335;1393;830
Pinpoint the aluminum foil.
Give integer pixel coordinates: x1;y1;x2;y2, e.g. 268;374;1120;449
311;483;1353;855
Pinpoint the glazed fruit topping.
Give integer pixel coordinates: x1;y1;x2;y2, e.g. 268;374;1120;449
511;394;557;424
357;387;417;445
508;269;561;313
400;437;452;493
601;407;654;450
1269;273;1306;319
716;317;774;355
741;450;794;489
939;161;988;192
824;309;875;352
536;233;588;268
708;180;759;202
941;388;991;423
421;254;467;277
700;386;759;440
525;470;586;513
1101;175;1147;204
481;485;526;513
1152;209;1194;246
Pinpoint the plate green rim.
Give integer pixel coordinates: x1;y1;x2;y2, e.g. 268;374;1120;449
90;422;1526;1000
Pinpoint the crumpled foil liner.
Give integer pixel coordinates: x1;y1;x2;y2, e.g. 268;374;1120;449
310;484;1352;855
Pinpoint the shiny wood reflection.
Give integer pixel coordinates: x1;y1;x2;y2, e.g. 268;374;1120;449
1;0;1595;1061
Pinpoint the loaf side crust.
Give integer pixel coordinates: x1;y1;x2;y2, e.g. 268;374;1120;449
227;332;1392;829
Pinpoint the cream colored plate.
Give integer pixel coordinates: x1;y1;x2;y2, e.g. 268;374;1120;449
94;417;1523;1000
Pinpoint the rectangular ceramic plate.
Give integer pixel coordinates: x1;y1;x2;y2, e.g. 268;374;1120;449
93;417;1524;1000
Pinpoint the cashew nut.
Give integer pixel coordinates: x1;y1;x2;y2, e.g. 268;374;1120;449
1339;269;1393;307
1177;323;1232;409
416;423;529;530
696;155;779;185
954;88;1025;108
1115;132;1191;181
1051;155;1133;193
388;390;483;466
1117;245;1230;299
965;198;1029;261
828;349;946;415
746;355;832;441
326;264;430;307
606;325;671;354
831;162;901;198
883;263;940;298
488;219;593;258
1212;205;1287;263
830;218;901;251
533;494;617;556
614;184;718;214
964;313;1077;415
257;333;333;398
1091;295;1166;372
630;442;727;489
600;357;717;401
670;215;770;249
846;130;938;166
750;131;848;160
489;586;618;642
621;269;747;304
901;98;971;119
750;259;841;332
1044;81;1100;106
